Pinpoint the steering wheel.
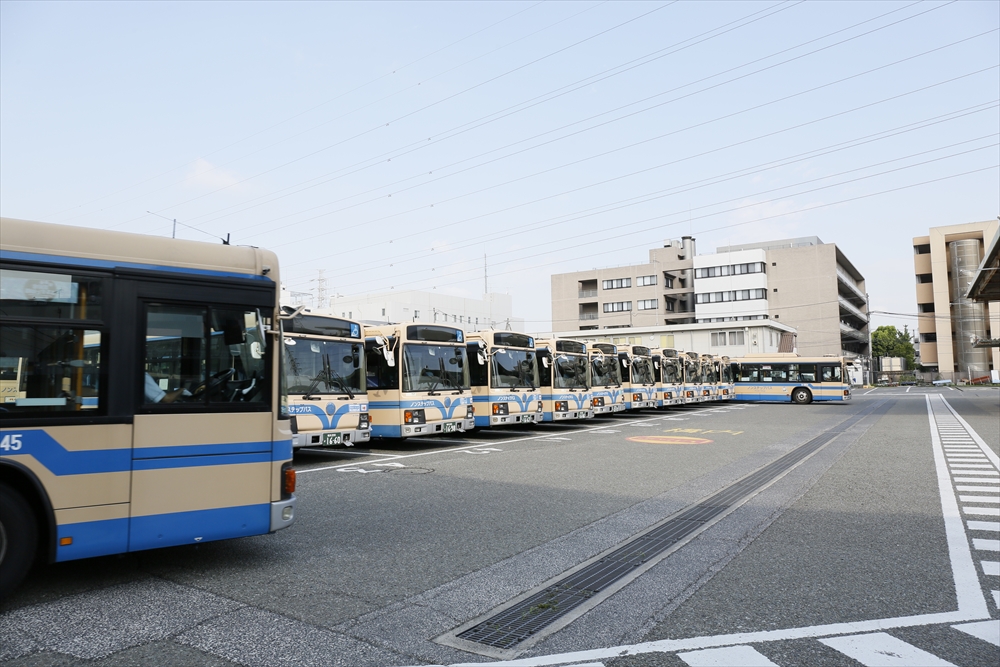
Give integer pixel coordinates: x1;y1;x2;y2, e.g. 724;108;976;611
194;368;236;397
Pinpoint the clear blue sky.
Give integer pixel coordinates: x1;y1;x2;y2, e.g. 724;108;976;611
2;1;997;334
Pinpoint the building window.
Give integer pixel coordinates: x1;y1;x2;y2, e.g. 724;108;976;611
695;289;767;304
711;332;727;346
381;308;386;316
918;303;935;313
729;331;745;345
603;301;631;313
665;300;675;312
637;299;657;310
921;332;937;343
916;274;933;284
914;244;931;254
694;262;765;278
602;278;631;290
637;275;657;287
664;275;674;288
414;310;420;319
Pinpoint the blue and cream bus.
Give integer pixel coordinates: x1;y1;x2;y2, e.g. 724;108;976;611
589;343;625;414
466;331;542;427
283;309;370;448
618;345;657;410
731;354;852;404
535;338;592;422
652;348;684;407
0;217;295;595
363;323;475;438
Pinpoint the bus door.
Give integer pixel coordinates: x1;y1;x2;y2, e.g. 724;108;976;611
130;284;275;552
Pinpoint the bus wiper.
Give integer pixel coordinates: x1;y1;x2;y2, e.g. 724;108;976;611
302;354;338;400
438;357;464;394
328;368;355;400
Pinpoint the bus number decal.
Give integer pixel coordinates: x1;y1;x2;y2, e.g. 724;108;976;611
0;433;24;451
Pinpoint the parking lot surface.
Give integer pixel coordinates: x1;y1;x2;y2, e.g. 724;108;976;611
2;387;998;666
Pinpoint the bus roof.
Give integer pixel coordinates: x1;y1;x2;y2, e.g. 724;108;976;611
1;217;278;283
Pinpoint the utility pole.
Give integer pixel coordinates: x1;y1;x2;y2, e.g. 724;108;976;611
315;270;327;309
484;253;488;295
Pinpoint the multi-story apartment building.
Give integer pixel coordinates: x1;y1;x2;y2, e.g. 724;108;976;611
913;220;1000;382
551;236;869;359
550;236;697;331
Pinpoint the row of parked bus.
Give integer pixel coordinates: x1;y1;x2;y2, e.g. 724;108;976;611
282;310;851;448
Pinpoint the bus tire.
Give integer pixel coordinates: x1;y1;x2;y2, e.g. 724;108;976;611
0;484;38;597
792;387;812;405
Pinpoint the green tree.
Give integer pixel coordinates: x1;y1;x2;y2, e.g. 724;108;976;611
871;325;916;371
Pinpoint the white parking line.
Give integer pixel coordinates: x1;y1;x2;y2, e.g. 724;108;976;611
968;521;1000;532
678;645;778;666
972;539;1000;551
819;632;955;666
952;619;1000;647
981;561;1000;576
960;496;1000;503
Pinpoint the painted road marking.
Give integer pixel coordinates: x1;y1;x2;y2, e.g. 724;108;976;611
627;436;714;445
677;645;778;666
960;496;1000;503
972;539;1000;551
337;467;385;474
982;561;1000;576
968;521;1000;532
541;437;572;441
964;507;1000;516
818;632;956;666
957;485;999;492
372;462;407;468
951;619;1000;647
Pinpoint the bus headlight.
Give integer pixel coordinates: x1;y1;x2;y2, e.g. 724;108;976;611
492;403;509;416
536;401;543;412
632;393;642;402
404;409;425;424
555;401;568;412
359;413;370;429
466;405;475;419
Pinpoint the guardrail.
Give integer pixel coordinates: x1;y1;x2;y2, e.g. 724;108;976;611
579;313;599;320
578;290;597;298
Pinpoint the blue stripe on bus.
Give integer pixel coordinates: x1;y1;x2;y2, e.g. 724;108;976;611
474;415;490;428
132;452;272;470
129;504;270;553
0;429;131;474
0;249;271;281
133;441;272;459
273;438;292;461
56;517;130;561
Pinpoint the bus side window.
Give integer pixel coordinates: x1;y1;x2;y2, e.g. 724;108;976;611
821;365;841;382
143;305;206;405
739;364;759;382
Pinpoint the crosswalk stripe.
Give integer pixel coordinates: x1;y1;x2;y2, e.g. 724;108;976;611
951;619;1000;647
959;496;1000;503
819;632;955;666
957;485;1000;492
964;506;1000;516
972;538;1000;551
981;560;1000;576
677;645;778;666
967;520;1000;532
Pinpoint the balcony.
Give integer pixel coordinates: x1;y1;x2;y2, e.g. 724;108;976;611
579;313;599;320
840;322;868;342
836;268;866;302
838;296;867;323
578;289;597;298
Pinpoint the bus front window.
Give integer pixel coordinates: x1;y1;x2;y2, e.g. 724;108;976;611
491;349;538;389
631;358;655;385
553;355;588;389
285;339;364;396
402;344;470;392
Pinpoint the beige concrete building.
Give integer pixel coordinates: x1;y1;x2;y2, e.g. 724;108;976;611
913;220;1000;381
550;236;869;360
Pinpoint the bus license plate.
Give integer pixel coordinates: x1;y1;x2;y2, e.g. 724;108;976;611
323;433;343;446
444;422;456;433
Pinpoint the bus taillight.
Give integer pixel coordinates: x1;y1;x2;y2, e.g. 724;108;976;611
282;464;296;497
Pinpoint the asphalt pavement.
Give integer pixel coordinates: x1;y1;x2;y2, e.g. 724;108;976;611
2;387;998;666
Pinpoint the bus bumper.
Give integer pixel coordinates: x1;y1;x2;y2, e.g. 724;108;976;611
490;413;541;425
270;494;296;532
291;428;370;448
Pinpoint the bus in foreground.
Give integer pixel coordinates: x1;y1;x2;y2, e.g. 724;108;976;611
589;343;625;414
0;217;295;595
467;331;542;427
731;354;851;404
619;345;657;410
363;323;474;438
652;348;684;407
282;309;370;448
535;338;592;422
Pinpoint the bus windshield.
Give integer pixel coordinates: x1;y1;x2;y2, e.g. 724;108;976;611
553;354;588;389
591;356;621;387
630;357;655;385
491;349;538;389
284;338;364;395
662;359;680;384
402;343;470;392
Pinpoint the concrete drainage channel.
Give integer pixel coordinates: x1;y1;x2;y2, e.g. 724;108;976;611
436;400;890;659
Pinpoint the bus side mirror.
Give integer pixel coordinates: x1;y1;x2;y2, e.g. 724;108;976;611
542;357;550;369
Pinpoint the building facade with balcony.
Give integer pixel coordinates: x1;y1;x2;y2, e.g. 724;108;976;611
551;236;869;359
912;220;1000;382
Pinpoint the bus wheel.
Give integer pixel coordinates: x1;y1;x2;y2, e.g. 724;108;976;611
0;484;38;597
792;388;812;405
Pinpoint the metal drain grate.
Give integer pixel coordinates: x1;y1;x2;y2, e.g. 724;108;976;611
456;405;882;650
